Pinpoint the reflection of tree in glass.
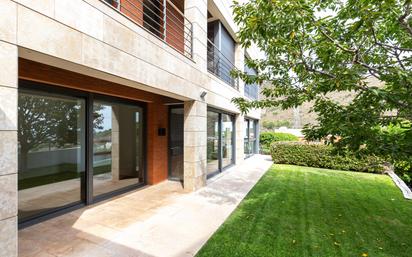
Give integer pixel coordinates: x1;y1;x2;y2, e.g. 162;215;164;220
92;104;111;154
18;94;104;171
93;103;105;131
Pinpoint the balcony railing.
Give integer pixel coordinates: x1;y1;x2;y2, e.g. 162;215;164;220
102;0;193;59
207;39;239;89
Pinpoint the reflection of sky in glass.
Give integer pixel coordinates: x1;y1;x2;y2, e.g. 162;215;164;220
222;121;232;130
96;105;112;132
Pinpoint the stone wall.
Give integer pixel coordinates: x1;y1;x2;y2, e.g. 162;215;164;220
0;0;18;255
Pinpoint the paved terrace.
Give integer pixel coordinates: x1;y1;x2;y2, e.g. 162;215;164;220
19;155;272;257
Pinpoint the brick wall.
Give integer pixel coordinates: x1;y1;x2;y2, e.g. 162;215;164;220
146;101;169;184
166;0;185;53
118;0;186;54
120;0;144;25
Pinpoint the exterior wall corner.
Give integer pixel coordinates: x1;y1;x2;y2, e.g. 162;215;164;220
183;100;207;191
0;39;18;257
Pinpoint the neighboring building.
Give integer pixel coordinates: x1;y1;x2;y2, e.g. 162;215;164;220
0;0;261;255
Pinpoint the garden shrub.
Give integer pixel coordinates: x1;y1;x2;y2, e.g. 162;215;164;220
271;142;384;173
394;159;412;187
260;132;299;143
260;132;299;154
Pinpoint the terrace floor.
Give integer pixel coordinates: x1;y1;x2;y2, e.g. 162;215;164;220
19;155;272;257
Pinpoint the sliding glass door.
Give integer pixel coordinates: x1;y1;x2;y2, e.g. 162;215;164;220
18;81;146;225
207;109;235;178
207;111;220;175
18;89;86;222
92;101;144;198
221;114;234;167
244;118;257;158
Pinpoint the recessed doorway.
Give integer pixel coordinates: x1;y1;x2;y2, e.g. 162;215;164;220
169;105;184;181
168;105;184;181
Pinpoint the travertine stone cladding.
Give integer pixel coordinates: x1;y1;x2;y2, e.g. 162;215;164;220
184;100;207;191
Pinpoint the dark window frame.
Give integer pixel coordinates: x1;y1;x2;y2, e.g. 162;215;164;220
207;20;238;89
168;104;184;181
206;107;236;179
91;97;146;200
18;80;147;228
244;118;258;159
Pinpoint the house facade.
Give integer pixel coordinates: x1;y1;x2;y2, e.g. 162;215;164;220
0;0;260;255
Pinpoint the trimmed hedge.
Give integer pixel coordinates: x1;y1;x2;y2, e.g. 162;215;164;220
271;142;384;173
260;132;299;144
260;132;299;155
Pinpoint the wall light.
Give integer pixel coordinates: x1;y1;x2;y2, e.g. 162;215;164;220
200;91;207;100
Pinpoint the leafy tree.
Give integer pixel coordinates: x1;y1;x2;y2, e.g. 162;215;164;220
232;0;412;161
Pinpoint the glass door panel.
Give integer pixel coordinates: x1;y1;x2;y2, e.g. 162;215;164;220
93;101;144;197
244;119;250;156
18;91;86;222
207;110;235;177
244;119;257;158
221;114;234;168
169;107;184;180
249;120;256;155
207;111;220;175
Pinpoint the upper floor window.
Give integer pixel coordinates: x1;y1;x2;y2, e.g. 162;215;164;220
244;57;259;100
207;21;238;89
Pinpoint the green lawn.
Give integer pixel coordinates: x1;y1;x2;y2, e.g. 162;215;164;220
197;165;412;257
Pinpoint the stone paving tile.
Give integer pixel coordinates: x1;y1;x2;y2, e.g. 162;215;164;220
18;155;272;257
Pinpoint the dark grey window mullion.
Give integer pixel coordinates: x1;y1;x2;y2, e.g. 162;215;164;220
255;120;259;154
218;113;223;172
232;116;236;163
86;93;94;205
246;119;250;155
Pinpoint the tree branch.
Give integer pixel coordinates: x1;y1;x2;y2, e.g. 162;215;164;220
318;28;356;53
398;0;412;37
394;50;407;70
371;27;412;52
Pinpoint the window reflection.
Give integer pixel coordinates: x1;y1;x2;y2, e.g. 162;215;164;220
207;110;235;177
207;111;220;175
244;119;257;157
93;101;144;197
18;91;86;222
221;114;234;168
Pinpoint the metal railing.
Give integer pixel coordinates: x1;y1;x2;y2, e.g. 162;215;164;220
207;39;239;89
102;0;193;59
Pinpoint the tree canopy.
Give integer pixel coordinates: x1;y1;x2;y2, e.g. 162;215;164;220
232;0;412;160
